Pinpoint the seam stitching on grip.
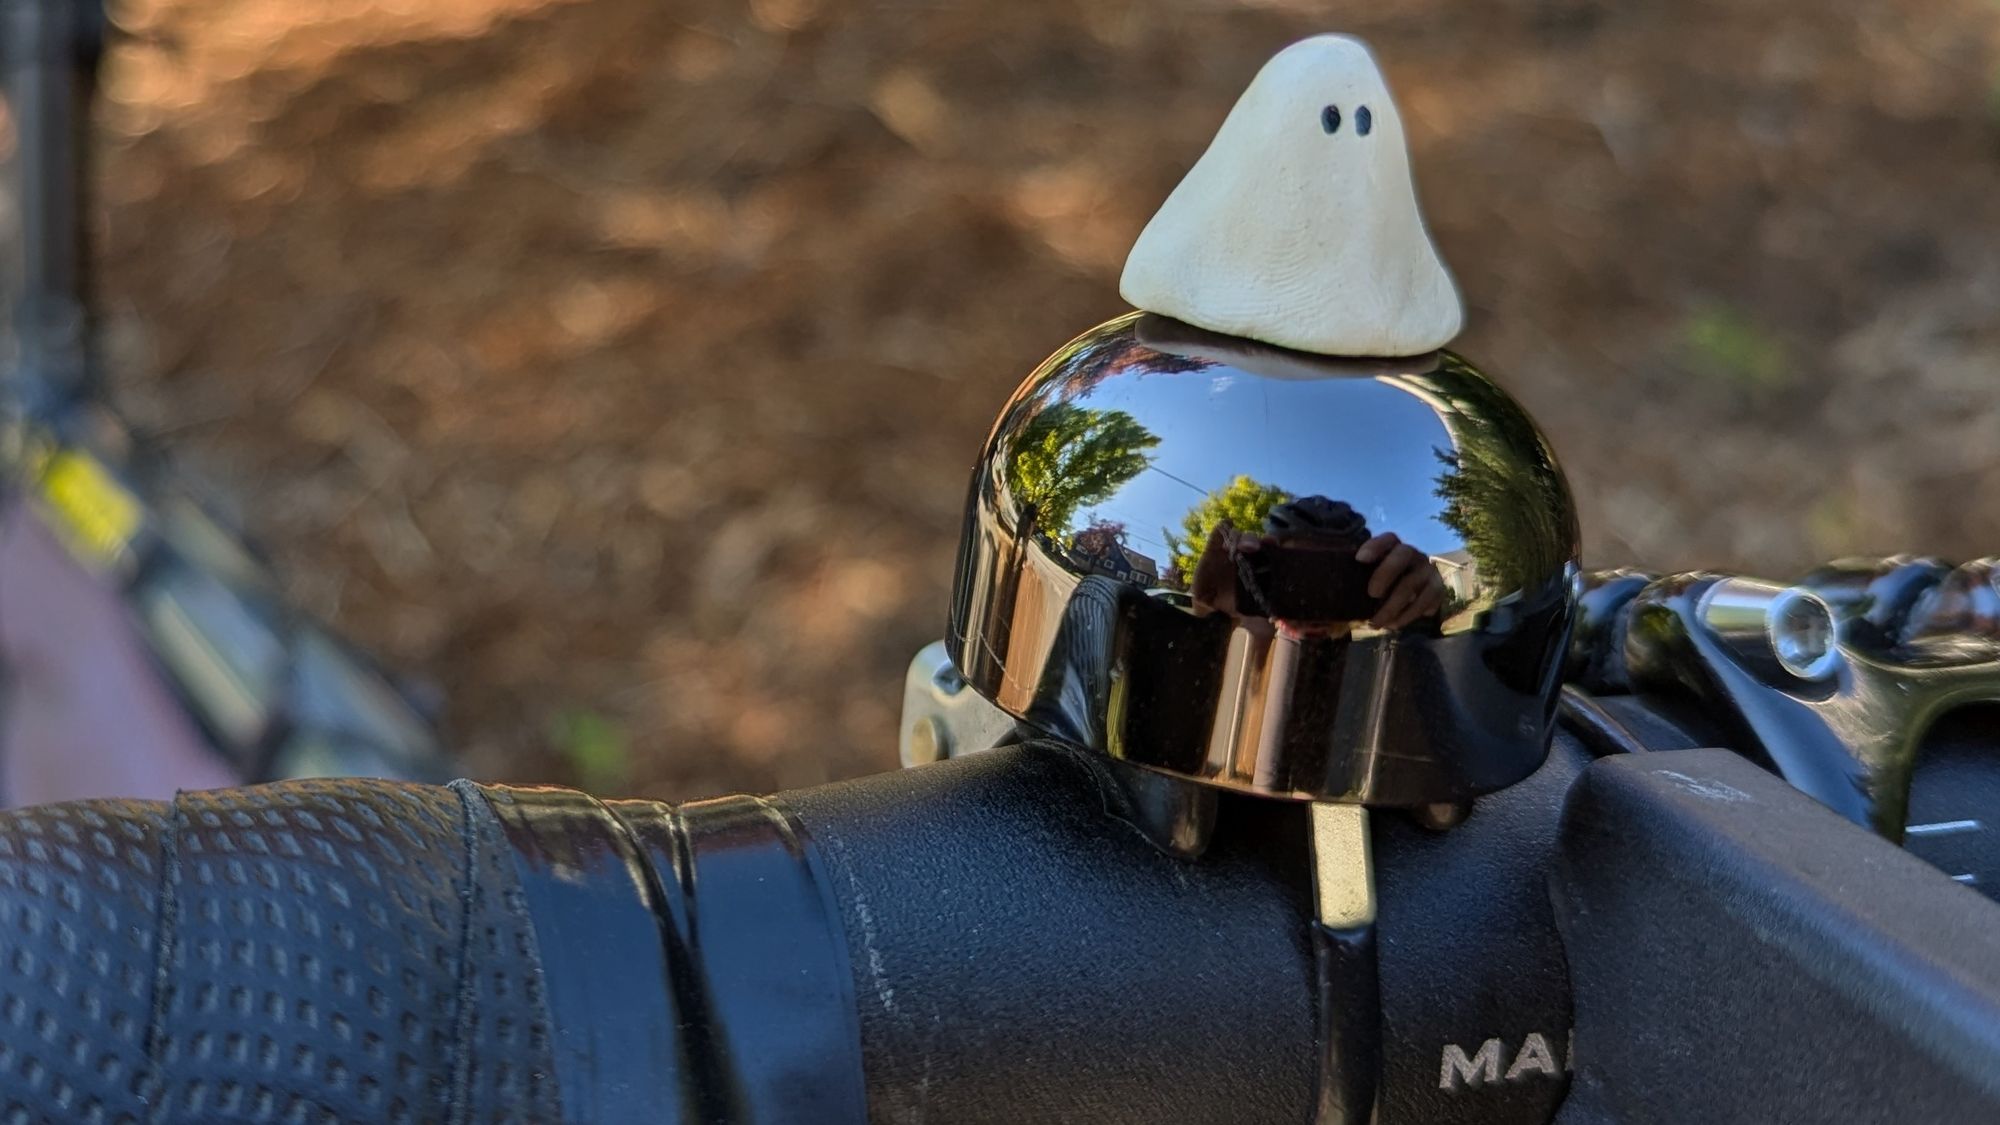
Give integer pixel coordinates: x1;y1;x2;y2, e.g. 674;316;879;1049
445;780;483;1124
141;791;187;1104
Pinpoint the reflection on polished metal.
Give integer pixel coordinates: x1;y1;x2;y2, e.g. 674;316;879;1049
1698;578;1840;682
1614;560;2000;839
946;312;1580;805
1564;568;1656;693
1111;765;1220;859
1800;556;1952;651
1903;559;2000;647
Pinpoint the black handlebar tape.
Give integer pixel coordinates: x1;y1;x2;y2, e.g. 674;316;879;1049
0;774;877;1125
0;735;1591;1124
0;779;561;1124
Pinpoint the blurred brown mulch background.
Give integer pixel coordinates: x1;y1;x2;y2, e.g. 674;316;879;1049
72;0;2000;797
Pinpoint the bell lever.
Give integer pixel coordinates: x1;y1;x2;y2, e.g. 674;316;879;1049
1309;802;1380;1125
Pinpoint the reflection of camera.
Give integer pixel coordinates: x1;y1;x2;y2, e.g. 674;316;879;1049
1232;498;1384;622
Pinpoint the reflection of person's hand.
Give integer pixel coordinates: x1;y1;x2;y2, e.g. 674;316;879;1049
1190;522;1258;615
1357;532;1445;630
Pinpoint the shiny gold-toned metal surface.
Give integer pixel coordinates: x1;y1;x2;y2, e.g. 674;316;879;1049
946;313;1579;805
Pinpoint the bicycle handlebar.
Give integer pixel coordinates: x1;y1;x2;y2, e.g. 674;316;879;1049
7;705;1997;1124
0;732;1594;1124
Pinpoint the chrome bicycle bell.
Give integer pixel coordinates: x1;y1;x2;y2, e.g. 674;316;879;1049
937;34;1582;1125
946;313;1579;807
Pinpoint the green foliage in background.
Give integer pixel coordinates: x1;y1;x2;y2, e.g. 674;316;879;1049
1004;403;1159;541
1162;475;1293;584
551;707;631;794
1682;304;1789;393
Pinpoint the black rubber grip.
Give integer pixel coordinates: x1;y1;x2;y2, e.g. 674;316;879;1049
0;778;561;1124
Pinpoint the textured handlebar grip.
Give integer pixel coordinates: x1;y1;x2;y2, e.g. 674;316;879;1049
0;779;560;1124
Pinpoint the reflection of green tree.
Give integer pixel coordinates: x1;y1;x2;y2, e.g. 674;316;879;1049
1004;403;1159;541
1416;357;1575;594
1163;475;1293;584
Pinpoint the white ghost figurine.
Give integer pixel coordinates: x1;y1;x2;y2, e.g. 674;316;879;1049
1119;35;1462;358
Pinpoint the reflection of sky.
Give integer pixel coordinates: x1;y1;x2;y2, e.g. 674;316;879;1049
1068;368;1462;562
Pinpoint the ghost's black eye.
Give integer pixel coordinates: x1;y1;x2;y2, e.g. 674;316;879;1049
1320;105;1341;134
1356;105;1373;136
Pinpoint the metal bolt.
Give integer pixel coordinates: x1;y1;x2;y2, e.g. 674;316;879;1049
1410;800;1473;831
1769;589;1837;680
930;661;966;695
1699;577;1841;683
1776;588;1832;672
905;716;950;766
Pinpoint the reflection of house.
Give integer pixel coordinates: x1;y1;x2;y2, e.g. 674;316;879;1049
1431;549;1479;602
1070;540;1160;589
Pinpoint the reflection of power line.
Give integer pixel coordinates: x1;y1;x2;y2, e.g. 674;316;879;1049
1145;464;1209;495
